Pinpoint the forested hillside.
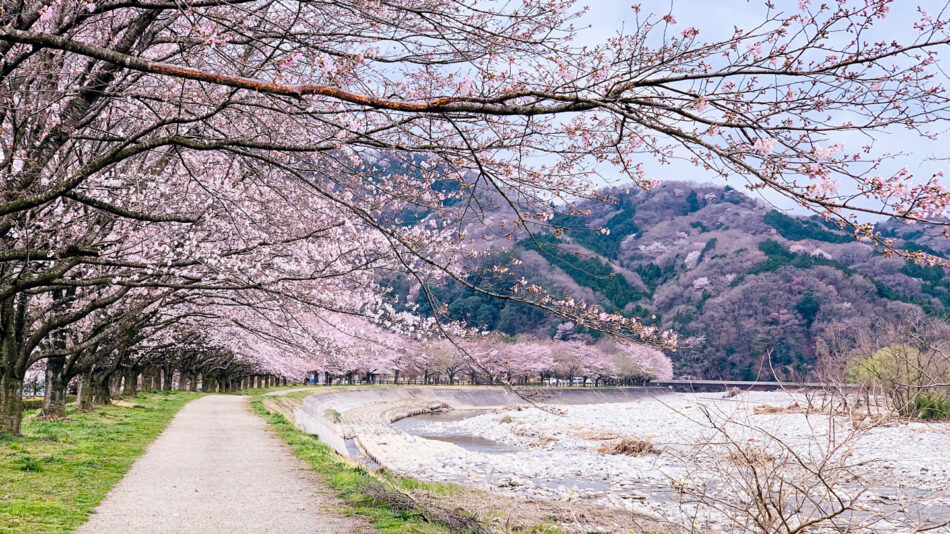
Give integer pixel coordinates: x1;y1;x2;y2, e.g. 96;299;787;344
391;182;950;380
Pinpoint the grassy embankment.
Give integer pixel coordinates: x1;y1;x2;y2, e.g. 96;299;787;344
251;395;466;534
253;390;620;534
235;383;319;396
0;391;201;534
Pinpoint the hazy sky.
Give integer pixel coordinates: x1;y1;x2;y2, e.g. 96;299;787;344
570;1;950;217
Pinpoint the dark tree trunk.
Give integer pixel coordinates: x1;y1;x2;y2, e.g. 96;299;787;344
189;373;199;392
177;372;190;392
95;375;112;405
0;296;24;435
41;355;67;417
141;371;152;392
0;371;22;435
123;369;138;396
77;369;95;411
162;367;174;391
110;374;123;399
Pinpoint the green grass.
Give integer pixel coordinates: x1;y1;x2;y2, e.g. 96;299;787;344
0;391;201;534
907;392;950;421
251;398;457;534
235;384;318;396
20;397;77;411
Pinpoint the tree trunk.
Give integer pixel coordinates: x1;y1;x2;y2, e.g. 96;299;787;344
110;374;123;400
0;371;22;435
189;373;199;392
179;372;191;391
123;369;138;396
77;369;95;411
95;375;112;405
151;368;162;391
162;368;174;391
41;354;67;417
141;371;152;392
0;295;24;435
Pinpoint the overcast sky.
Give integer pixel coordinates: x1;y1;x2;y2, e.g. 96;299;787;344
570;1;950;217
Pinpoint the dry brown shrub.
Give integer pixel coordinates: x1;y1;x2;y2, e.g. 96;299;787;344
596;437;661;456
363;479;489;534
727;444;776;466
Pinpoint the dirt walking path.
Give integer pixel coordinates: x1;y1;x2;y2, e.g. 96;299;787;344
76;395;373;534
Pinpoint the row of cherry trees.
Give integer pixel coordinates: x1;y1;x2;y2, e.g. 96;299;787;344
309;334;673;387
2;0;950;435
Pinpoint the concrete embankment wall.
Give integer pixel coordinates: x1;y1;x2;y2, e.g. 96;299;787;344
294;386;671;458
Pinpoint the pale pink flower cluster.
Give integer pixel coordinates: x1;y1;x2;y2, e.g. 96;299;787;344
753;137;778;154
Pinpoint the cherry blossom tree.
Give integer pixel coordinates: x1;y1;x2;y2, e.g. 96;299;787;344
3;0;950;434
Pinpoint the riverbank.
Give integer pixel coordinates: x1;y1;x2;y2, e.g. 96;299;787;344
262;389;664;533
288;386;950;533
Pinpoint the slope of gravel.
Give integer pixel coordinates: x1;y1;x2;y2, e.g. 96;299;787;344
76;395;373;534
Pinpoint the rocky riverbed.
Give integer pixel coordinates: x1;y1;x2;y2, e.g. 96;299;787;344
382;390;950;532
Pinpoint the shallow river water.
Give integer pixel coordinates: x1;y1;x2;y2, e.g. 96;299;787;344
393;409;521;454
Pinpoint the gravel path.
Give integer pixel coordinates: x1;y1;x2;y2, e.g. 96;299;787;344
76;395;374;534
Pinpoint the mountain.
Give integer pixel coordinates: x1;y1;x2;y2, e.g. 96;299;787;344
391;181;950;380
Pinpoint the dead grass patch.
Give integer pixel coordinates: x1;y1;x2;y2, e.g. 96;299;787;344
261;395;301;422
529;436;558;447
753;402;806;415
596;437;661;456
436;485;662;533
571;429;621;441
